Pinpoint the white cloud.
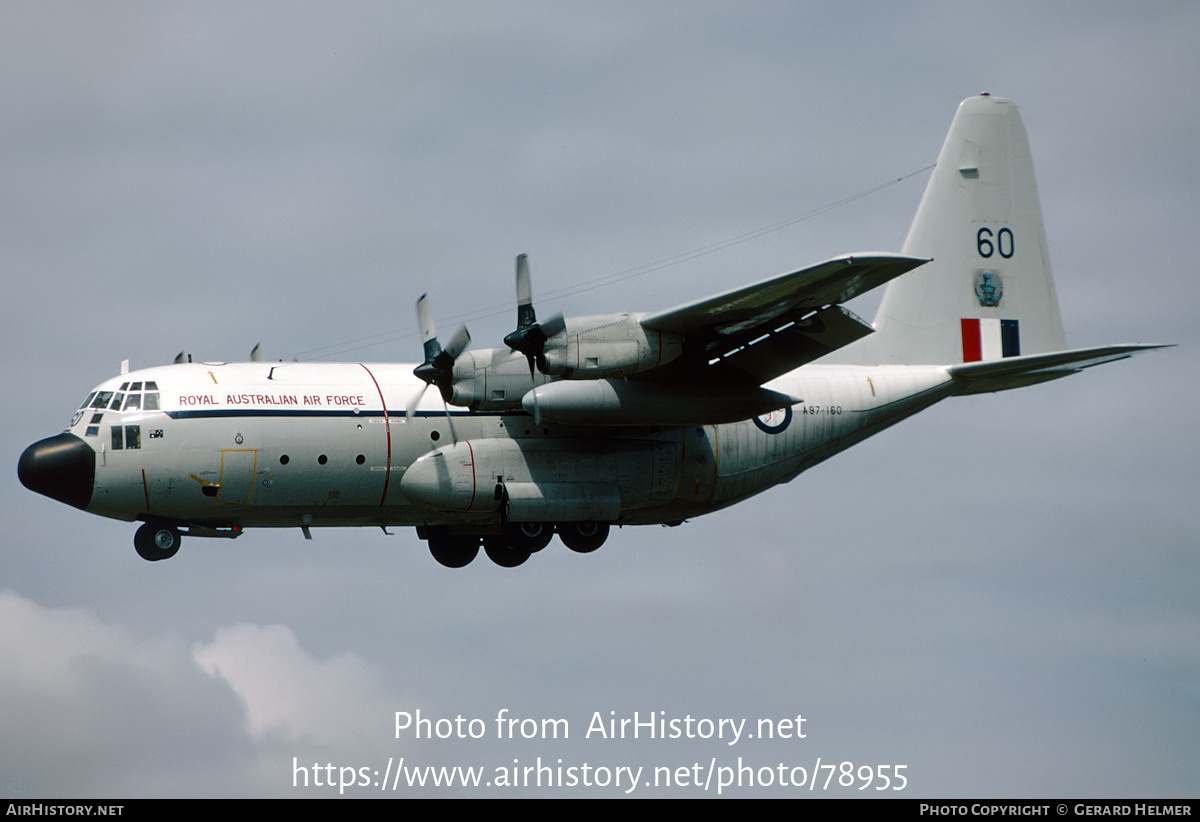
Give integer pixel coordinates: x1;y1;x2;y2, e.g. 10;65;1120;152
193;623;389;746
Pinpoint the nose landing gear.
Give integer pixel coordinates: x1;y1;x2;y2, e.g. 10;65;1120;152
134;522;181;562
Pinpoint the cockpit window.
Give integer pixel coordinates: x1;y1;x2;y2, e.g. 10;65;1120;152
86;383;162;416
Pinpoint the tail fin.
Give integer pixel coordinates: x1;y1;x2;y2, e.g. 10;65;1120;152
859;94;1067;364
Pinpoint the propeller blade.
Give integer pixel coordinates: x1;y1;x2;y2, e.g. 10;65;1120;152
405;382;429;420
415;294;442;362
539;312;566;339
515;253;532;309
442;396;459;444
525;356;541;425
444;325;471;360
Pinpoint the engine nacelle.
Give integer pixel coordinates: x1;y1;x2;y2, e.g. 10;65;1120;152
449;347;543;412
540;314;684;378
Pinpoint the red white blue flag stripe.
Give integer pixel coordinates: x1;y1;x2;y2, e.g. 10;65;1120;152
961;318;1020;362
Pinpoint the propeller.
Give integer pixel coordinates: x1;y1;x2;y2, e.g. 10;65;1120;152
502;254;564;423
407;294;470;442
503;254;565;373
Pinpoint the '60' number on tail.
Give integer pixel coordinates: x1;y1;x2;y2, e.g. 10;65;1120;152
977;227;1014;259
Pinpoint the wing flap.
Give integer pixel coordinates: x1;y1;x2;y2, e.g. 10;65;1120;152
707;304;875;384
949;344;1170;395
640;253;928;337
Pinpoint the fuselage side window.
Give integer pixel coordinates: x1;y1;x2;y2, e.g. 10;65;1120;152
125;425;140;449
111;426;124;450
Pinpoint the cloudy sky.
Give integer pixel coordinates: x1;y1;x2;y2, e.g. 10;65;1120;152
2;1;1196;798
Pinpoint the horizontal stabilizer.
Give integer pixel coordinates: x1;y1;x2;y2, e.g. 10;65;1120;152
949;344;1170;395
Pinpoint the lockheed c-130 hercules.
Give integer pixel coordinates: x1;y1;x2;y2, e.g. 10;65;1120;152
19;95;1165;568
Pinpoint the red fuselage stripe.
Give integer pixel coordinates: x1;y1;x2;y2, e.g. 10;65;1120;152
358;364;392;506
466;440;476;511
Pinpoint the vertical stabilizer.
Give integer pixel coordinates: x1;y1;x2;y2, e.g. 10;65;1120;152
856;95;1066;364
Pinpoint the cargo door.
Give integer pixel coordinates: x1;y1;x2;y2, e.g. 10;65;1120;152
217;449;257;505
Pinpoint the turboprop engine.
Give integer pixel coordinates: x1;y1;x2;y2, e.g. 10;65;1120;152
442;253;688;416
445;316;687;414
499;254;685;381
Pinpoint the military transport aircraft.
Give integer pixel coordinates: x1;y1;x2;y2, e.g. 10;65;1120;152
18;95;1164;568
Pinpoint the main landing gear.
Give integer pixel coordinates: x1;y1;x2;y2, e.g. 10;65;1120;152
424;521;611;568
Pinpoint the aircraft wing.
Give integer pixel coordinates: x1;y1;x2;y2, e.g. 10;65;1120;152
949;343;1171;395
641;253;928;337
640;253;928;383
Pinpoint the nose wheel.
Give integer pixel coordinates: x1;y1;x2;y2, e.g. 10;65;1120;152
134;522;181;561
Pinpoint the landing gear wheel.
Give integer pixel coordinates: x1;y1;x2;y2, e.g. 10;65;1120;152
428;534;480;568
557;521;610;553
483;535;531;568
134;522;181;562
501;521;553;553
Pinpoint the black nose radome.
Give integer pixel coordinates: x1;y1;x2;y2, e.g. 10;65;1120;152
18;433;95;510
